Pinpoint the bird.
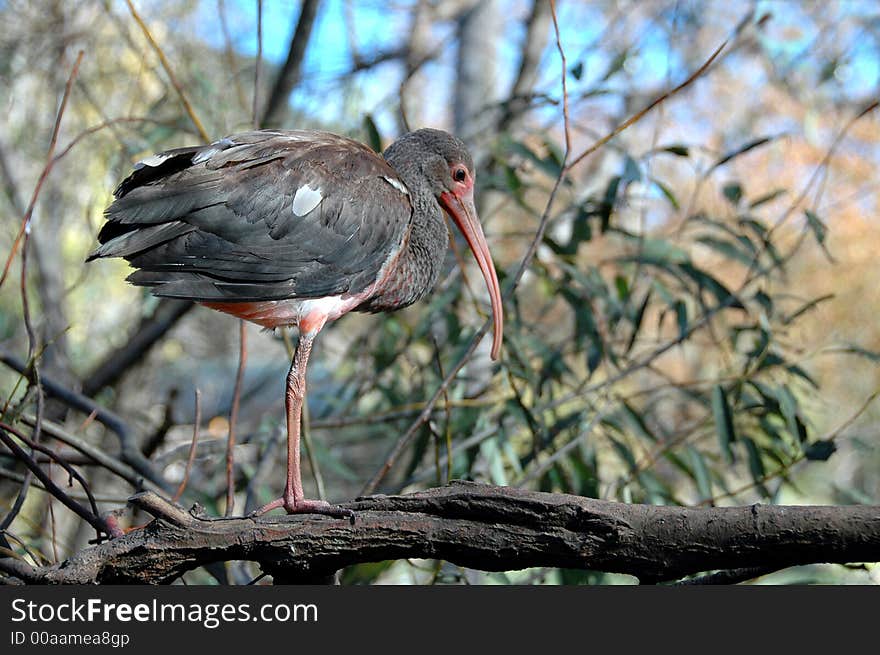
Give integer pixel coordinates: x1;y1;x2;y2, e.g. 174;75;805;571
88;128;503;519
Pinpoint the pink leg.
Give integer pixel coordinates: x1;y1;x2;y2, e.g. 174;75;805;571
252;328;353;522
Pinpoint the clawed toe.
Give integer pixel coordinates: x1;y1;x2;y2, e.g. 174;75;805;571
250;497;354;523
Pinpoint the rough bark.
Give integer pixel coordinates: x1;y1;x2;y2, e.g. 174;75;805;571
2;481;878;585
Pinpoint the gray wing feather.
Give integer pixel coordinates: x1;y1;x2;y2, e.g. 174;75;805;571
89;130;412;302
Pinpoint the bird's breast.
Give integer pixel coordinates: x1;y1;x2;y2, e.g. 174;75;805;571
201;294;364;333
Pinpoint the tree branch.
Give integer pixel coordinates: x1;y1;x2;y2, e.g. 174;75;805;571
259;0;320;128
1;352;170;491
81;299;194;397
3;482;877;585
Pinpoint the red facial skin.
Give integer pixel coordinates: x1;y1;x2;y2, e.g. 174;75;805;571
439;165;503;360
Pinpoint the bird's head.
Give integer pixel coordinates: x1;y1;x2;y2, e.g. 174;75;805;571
385;129;503;359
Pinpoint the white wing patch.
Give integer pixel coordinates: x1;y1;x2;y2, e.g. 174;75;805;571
136;153;171;168
292;184;324;216
382;175;409;195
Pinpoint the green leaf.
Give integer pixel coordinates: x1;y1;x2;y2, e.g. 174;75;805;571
804;439;837;461
657;144;689;157
614;275;629;301
601;50;628;81
804;209;835;262
696;236;755;266
787;363;819;389
742;437;766;479
758;415;786;446
636;237;691;264
568;447;599;498
586;340;604;376
622;155;642;185
340;560;395;585
479;438;508;486
686;446;712;501
651;177;680;209
568;206;594;251
543;138;565;172
775;386;805;443
622;402;658;442
749;188;787;208
503;165;523;199
711;385;737;463
570;61;584;80
559;287;603;372
651;278;676;304
637;470;674;504
609;437;637;472
599;175;621;232
625;290;651;354
803;209;827;245
722;182;743;206
362;114;383;152
506;139;562;178
674;300;688;340
753;290;773;315
709;135;777;173
679;263;745;309
742;437;769;496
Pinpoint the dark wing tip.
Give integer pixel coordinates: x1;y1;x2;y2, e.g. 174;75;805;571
114;138;238;198
114;149;197;198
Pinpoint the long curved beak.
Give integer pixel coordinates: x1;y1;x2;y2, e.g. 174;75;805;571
440;190;503;360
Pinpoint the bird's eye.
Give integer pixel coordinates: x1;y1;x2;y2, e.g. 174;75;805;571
453;168;467;183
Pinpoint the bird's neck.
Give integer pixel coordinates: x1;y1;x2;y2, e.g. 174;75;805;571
358;164;448;313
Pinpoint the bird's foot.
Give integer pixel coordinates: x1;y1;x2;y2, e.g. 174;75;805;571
250;496;355;524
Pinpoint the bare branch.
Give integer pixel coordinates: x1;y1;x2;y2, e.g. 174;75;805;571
3;482;878;585
0;426;112;539
80;299;194;398
174;390;202;503
225;321;247;516
1;352;170;491
124;0;210;142
0;50;84;290
566;40;727;171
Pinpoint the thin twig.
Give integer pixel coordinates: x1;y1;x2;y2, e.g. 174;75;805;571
217;0;249;114
174;389;202;503
0;468;129;504
1;352;169;490
566;41;727;171
702;389;880;506
549;1;571;155
0;422;101;525
0;50;84;534
52;117;175;166
225;321;247;516
0;427;111;539
124;0;210;142
0;50;84;290
17;414;165;494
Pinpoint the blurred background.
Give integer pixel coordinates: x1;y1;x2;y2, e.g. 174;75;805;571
1;0;879;584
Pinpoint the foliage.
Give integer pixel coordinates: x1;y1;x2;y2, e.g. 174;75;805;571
0;0;879;585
